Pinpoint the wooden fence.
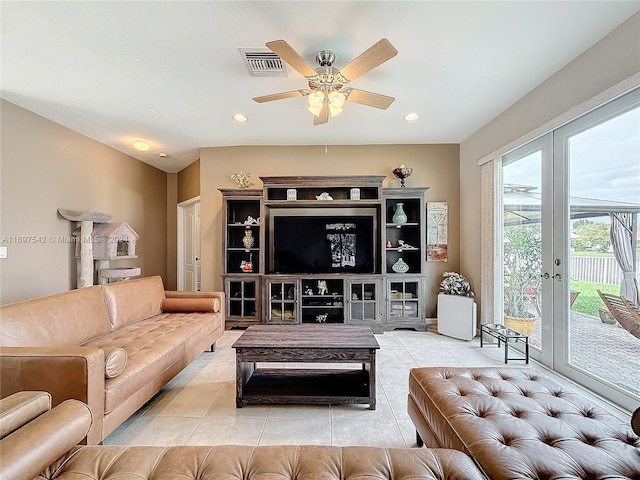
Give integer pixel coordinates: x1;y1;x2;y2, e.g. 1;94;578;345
570;256;640;285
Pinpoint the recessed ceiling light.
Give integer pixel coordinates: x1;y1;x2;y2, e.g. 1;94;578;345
404;113;419;121
133;140;150;151
158;153;168;158
232;113;248;122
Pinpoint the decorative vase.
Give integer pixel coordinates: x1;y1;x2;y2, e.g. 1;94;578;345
392;257;409;273
242;228;254;249
392;203;407;227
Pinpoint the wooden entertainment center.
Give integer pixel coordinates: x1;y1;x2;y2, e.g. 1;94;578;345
220;175;429;332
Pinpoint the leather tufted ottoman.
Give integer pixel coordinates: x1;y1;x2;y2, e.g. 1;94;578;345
408;367;640;479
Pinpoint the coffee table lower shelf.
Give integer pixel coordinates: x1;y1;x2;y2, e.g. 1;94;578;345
238;368;371;407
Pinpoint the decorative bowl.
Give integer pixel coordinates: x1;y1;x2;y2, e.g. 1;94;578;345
392;166;413;187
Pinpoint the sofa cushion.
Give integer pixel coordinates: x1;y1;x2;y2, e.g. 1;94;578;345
103;348;127;379
82;311;219;414
0;286;110;348
102;277;165;330
408;367;640;479
162;296;220;313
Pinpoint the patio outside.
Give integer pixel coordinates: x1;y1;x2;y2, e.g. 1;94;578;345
528;308;640;397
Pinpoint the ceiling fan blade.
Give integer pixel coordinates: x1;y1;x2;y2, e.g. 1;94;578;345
252;90;306;103
314;103;329;125
338;39;398;82
266;40;318;78
346;89;395;109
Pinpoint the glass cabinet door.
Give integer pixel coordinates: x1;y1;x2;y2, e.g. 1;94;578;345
266;279;298;324
226;278;258;321
347;279;382;325
387;278;422;323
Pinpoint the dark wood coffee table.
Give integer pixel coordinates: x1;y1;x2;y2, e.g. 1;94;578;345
232;325;380;409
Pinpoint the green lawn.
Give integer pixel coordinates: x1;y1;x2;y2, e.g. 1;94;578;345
570;280;618;317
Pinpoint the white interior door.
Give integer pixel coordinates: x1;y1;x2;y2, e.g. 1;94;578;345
178;198;201;291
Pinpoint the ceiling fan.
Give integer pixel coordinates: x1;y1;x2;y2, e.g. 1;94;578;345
252;39;398;125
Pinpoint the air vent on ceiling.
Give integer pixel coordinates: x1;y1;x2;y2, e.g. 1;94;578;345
239;48;287;77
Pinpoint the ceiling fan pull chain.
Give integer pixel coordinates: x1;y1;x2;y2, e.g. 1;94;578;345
325;131;328;157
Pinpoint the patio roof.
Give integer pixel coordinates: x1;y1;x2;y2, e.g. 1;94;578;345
503;184;640;225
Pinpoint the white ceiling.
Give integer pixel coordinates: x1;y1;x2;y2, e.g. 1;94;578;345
2;1;638;173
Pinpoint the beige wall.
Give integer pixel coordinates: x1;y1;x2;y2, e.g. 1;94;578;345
166;173;178;290
200;144;460;317
459;13;640;321
178;159;200;204
0;100;168;304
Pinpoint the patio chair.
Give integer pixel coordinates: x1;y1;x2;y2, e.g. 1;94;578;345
527;289;580;317
597;290;640;340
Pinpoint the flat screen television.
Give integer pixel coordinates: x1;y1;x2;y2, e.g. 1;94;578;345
270;208;377;274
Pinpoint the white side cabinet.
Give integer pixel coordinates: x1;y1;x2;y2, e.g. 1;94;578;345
437;294;477;341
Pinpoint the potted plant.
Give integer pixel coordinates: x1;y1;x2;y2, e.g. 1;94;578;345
503;224;542;335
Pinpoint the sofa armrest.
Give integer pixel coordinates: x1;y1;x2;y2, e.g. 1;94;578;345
0;347;105;444
0;391;51;438
0;398;91;480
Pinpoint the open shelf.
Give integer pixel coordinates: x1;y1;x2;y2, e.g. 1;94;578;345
242;368;370;405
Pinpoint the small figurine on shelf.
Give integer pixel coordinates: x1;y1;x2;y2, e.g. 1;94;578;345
231;171;252;189
304;287;314;295
317;280;328;295
315;313;328;323
386;240;392;248
240;254;254;273
243;216;260;225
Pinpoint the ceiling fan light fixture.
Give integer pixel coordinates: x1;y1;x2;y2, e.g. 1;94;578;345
328;90;346;108
308;104;323;117
328;104;343;117
307;90;324;107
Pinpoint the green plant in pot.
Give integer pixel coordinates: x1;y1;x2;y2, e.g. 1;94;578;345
503;224;542;335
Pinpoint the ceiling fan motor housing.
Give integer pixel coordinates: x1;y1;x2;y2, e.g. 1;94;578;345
315;50;335;66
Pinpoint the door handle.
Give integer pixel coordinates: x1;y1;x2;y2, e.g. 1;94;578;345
540;273;550;279
554;273;562;280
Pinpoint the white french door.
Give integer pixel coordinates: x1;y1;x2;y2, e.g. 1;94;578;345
552;89;640;412
500;87;640;412
501;134;554;366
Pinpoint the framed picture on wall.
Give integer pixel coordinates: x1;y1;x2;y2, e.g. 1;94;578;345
427;202;448;262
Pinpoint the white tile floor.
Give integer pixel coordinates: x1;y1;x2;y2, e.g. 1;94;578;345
104;328;632;447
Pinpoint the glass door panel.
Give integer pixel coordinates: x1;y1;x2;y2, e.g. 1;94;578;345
501;134;553;364
554;91;640;410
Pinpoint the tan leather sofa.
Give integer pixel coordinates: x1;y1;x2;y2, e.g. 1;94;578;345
408;366;640;479
0;391;487;480
0;276;224;444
